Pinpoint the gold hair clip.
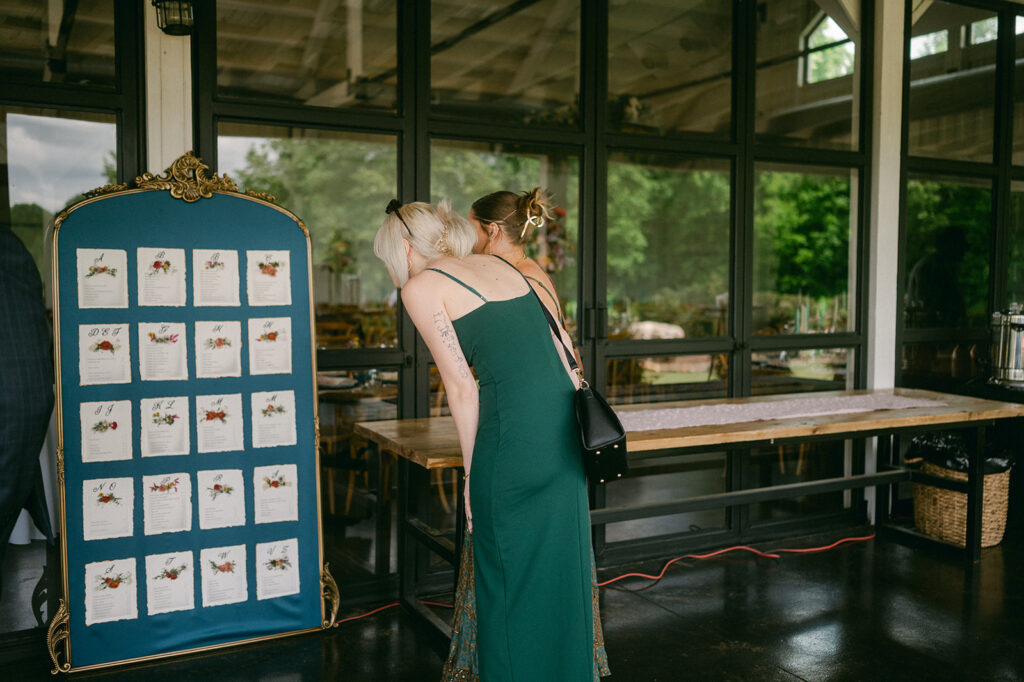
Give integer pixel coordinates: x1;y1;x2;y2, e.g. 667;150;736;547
520;214;544;239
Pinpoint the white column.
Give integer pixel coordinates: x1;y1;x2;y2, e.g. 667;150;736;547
864;0;905;521
145;4;193;172
867;0;903;391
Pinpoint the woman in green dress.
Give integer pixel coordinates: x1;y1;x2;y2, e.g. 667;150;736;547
374;199;595;681
442;188;610;681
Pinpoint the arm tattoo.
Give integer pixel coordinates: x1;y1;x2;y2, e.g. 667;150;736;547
433;311;471;380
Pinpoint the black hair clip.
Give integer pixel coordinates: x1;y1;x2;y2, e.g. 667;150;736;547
386;199;413;236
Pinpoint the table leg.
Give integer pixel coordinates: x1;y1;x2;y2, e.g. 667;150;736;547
374;442;391;577
965;426;985;563
397;456;415;603
874;433;891;527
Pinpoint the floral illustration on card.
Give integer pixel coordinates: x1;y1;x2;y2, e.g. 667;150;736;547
258;260;280;277
265;556;291;571
204;257;225;270
86;264;117;278
207;483;234;500
154;564;188;581
96;572;131;590
204;409;227;423
96;491;122;505
147;331;180;344
148;259;173;276
205;337;231;349
257;331;279;342
92;420;118;433
262;474;290;489
90;339;120;354
150;477;180;493
209;560;236;574
261;404;286;418
152;411;180;426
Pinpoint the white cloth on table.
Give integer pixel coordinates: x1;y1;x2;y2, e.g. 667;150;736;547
617;394;944;433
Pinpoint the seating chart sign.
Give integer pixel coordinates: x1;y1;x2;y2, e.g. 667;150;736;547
48;154;333;673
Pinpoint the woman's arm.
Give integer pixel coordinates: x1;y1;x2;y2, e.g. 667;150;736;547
401;277;480;519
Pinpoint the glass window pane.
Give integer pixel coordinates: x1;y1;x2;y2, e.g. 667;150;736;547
604;452;727;542
1013;18;1024;166
607;154;731;339
753;164;855;335
904;176;991;328
605;354;728;405
1008;182;1024;305
746;441;848;523
902;340;985;388
216;0;398;111
430;0;580;127
0;0;116;87
430;139;580;340
756;0;861;150
751;348;853;396
4;107;117;282
607;0;731;136
318;367;398;579
218;123;399;348
908;2;997;162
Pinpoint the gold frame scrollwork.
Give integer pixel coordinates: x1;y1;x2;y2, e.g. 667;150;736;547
321;563;340;628
135;150;238;202
47;599;71;674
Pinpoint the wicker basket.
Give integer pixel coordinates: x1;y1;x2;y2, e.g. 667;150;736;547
912;462;1011;548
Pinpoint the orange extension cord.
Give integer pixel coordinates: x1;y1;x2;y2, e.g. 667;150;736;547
336;532;876;624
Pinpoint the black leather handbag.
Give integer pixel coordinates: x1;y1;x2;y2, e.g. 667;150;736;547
530;289;629;484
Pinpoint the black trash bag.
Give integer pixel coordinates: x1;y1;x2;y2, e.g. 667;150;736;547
906;432;1014;474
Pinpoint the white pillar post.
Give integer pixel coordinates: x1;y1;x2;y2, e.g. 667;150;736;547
144;3;193;172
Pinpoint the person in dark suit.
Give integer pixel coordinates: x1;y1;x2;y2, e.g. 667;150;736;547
0;224;54;594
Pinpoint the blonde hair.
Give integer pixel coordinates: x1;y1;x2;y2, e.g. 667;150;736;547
373;199;476;286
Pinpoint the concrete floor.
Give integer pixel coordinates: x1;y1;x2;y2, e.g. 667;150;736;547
6;526;1023;681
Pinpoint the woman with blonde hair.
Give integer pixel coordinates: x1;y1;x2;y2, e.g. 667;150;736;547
374;198;594;681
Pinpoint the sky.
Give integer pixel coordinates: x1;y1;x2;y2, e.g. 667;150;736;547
7;113;116;213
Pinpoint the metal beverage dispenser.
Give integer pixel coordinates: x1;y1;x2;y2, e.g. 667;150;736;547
991;303;1024;388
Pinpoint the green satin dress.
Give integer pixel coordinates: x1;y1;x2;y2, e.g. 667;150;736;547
431;261;593;681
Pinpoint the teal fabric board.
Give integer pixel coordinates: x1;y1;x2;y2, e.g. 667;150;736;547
53;191;322;669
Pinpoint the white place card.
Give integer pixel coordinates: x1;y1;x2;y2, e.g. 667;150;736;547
145;550;195;616
197;469;245;529
255;538;300;600
195;320;242;378
140;396;190;457
246;250;291;306
196;393;244;454
76;248;128;309
247;317;292;375
138;322;188;381
78;324;131;385
82;477;134;541
84;558;138;626
193;249;240;307
201;544;248;607
142;472;192;536
250;391;297;449
80;400;132;463
137;247;186;307
253;464;298;524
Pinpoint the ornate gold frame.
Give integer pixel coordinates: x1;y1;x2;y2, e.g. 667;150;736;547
48;152;335;673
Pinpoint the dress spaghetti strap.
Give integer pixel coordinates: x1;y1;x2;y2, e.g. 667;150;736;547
427;267;488;302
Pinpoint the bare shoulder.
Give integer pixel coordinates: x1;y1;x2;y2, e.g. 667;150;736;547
520;259;559;293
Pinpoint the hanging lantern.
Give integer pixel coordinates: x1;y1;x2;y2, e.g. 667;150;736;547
152;0;194;36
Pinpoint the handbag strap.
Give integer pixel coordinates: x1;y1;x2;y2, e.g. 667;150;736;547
492;255;582;380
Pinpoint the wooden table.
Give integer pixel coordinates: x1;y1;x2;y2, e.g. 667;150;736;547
354;388;1024;642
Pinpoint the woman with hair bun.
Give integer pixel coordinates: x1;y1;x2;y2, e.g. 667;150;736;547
373;198;595;681
440;190;610;682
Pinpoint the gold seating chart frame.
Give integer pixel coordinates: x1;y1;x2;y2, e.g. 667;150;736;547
46;152;339;673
